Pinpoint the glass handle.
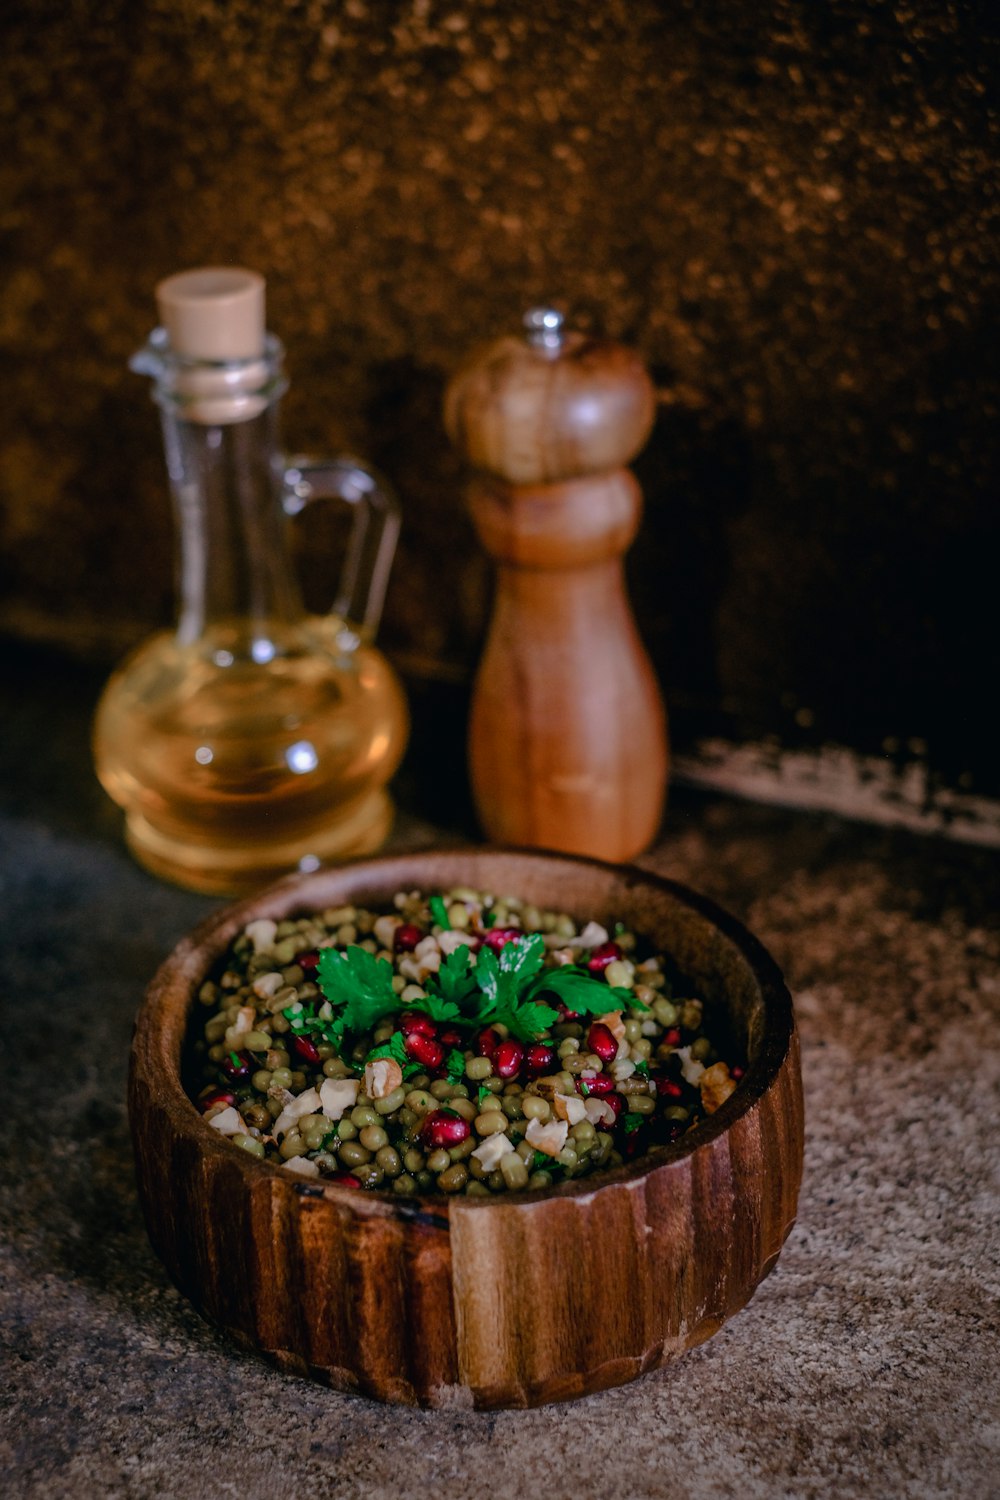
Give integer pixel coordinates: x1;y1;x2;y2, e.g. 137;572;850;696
281;455;401;639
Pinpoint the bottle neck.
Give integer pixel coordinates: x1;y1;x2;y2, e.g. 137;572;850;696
135;335;306;654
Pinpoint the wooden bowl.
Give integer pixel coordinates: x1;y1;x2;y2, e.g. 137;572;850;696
129;849;803;1409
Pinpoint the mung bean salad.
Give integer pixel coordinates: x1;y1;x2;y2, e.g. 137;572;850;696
191;887;743;1196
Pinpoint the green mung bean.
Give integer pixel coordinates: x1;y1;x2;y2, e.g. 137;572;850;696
338;1141;372;1168
437;1163;468;1193
374;1086;406;1116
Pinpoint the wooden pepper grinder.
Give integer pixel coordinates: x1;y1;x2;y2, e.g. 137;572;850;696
445;307;668;861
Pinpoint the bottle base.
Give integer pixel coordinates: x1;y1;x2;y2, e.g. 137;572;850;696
121;792;396;897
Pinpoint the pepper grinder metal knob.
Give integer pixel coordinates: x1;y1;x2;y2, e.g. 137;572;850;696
444;308;668;860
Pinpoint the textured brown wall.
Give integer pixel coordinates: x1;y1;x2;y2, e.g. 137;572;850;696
1;1;997;787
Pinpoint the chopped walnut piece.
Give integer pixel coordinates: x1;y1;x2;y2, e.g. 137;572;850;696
252;971;284;1001
398;936;442;981
570;921;609;950
319;1077;360;1121
224;1005;256;1048
584;1096;617;1128
700;1062;737;1114
364;1057;403;1100
373;914;402;949
282;1154;320;1177
524;1117;569;1158
676;1046;706;1087
552;1093;586;1126
438;929;476;955
470;1133;516;1171
273;1086;322;1137
244;918;278;955
207;1105;246;1136
528;1075;566;1102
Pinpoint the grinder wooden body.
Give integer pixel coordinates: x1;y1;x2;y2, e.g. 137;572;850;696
445;315;668;861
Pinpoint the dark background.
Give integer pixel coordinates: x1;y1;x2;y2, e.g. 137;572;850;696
2;0;997;793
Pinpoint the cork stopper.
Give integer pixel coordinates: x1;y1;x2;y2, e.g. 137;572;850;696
155;267;266;361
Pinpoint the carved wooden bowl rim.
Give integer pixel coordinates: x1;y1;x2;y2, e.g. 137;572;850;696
132;846;795;1225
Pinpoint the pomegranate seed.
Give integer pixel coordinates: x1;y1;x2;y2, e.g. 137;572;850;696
393;923;424;952
483;926;522;954
656;1077;683;1099
221;1051;251;1081
556;999;581;1022
328;1171;361;1187
732;1065;745;1080
604;1092;624;1118
291;1034;321;1065
588;940;623;973
404;1032;445;1070
477;1026;500;1058
438;1027;463;1048
400;1012;436;1037
588;1022;618;1063
581;1072;614;1095
422;1109;471;1148
199;1089;236;1113
494;1039;524;1079
662;1027;682;1047
524;1043;556;1075
297;949;320;974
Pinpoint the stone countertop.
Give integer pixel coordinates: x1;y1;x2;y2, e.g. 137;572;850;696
1;646;998;1500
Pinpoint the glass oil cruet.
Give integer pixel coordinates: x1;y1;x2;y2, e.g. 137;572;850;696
93;267;409;895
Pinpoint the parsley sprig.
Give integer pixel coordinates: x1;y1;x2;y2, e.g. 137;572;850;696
300;912;645;1052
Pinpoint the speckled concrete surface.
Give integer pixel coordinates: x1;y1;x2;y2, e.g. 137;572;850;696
1;648;998;1498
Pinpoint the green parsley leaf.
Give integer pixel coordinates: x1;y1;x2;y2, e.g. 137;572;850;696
477;1084;492;1106
526;965;629;1018
524;966;602;1011
634;1058;649;1076
405;991;462;1024
481;907;497;928
429;895;450;929
531;1151;552;1171
432;946;479;1007
402;1061;424;1080
506;999;559;1040
469;939;559;1040
499;931;545;984
365;1031;408;1067
316;945;399;1035
623;1112;645;1134
475;944;500;1005
444;1048;467;1082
